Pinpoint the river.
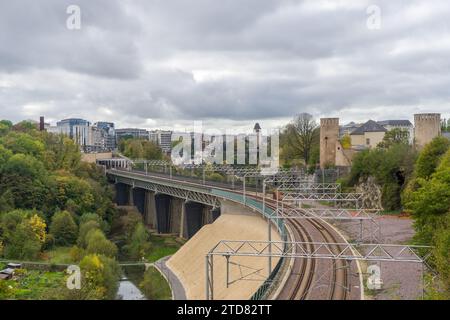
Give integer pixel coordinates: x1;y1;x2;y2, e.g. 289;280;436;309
116;277;146;300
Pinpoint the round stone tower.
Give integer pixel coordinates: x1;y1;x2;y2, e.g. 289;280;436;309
414;113;441;149
320;118;339;168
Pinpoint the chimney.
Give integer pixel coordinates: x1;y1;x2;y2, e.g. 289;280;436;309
39;116;45;131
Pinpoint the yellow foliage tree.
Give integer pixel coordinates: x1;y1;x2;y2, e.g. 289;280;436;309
28;214;47;244
341;134;352;149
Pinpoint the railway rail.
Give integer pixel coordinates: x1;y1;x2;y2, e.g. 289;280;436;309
108;167;353;300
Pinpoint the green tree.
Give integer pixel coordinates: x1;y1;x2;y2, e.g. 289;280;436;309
124;223;151;260
73;254;120;300
404;149;450;297
50;211;78;246
120;211;144;239
85;229;118;258
3;218;42;260
346;143;417;210
377;128;410;149
77;220;101;248
53;174;95;215
41;133;81;171
120;138;164;160
0;153;50;210
0;120;13;136
1;132;44;157
0;144;12;169
414;136;450;179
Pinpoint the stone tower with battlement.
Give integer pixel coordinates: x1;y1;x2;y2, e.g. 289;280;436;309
414;113;441;149
320;118;339;168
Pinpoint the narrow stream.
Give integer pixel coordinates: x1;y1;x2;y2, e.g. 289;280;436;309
116;276;146;300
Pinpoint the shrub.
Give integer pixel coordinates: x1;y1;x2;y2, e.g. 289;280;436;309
3;220;42;260
86;229;118;258
77;254;121;300
123;223;151;260
139;266;171;300
414;136;450;179
69;245;86;262
77;220;101;248
50;211;78;246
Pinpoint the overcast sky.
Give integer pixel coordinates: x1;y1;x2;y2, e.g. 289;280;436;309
1;0;449;132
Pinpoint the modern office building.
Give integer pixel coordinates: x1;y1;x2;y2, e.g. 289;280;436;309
47;118;116;152
48;118;92;147
116;128;149;141
149;130;173;155
95;122;116;151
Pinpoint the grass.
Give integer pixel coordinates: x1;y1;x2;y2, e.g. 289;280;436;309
139;266;172;300
0;269;65;300
145;233;186;263
318;201;334;207
44;247;74;264
380;210;406;216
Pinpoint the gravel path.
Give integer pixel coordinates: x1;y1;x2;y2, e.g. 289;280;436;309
332;215;424;300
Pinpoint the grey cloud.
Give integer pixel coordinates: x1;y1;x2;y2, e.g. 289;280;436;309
0;0;450;129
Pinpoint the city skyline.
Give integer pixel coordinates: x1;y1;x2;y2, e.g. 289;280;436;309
1;1;450;131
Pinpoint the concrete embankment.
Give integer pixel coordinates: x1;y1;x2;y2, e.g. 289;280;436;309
166;211;281;300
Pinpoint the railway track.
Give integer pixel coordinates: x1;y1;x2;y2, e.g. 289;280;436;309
263;197;349;300
110;169;350;300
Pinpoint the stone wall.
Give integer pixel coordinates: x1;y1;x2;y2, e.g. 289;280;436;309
81;152;113;163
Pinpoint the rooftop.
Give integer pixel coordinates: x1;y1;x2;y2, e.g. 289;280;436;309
377;120;413;127
350;120;388;135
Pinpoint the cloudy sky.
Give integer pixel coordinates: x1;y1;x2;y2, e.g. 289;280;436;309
1;0;449;132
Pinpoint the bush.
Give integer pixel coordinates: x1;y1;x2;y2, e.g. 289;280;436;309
207;173;225;182
414;136;450;179
3;220;42;260
50;211;78;246
405;148;450;297
77;220;101;248
86;229;118;258
69;245;86;262
347;143;416;210
77;254;121;300
123;223;151;260
120;211;143;239
139;266;171;300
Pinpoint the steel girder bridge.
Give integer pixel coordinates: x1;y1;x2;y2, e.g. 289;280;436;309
105;164;433;301
109;169;222;208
